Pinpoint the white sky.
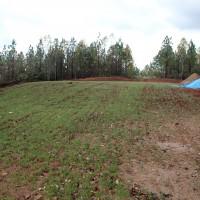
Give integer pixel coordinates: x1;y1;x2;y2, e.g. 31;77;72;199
1;0;200;69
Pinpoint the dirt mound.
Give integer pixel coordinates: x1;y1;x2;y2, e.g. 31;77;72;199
79;76;133;81
181;73;200;85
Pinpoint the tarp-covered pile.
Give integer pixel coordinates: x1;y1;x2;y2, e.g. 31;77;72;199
181;73;200;89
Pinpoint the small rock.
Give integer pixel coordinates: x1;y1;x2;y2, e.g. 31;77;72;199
86;157;90;161
1;172;8;177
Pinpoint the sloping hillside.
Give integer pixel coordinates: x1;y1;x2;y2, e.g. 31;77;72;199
0;81;200;200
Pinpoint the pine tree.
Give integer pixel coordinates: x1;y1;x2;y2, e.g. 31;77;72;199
187;40;197;74
157;36;175;78
177;38;188;79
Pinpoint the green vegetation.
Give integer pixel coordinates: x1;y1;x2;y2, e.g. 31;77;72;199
0;81;199;200
0;81;146;199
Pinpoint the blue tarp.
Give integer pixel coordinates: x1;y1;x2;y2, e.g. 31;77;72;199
182;78;200;89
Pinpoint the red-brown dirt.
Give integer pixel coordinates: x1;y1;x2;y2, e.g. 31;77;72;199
79;76;181;83
141;78;181;83
181;73;200;85
78;76;133;81
181;88;200;97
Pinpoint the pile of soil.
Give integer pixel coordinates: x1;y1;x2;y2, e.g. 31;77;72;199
181;73;200;85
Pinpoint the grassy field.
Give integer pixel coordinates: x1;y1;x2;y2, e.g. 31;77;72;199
0;81;200;200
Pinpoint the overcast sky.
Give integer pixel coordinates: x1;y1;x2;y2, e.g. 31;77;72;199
1;0;200;69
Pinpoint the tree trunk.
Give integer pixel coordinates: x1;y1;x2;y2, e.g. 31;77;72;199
181;62;184;80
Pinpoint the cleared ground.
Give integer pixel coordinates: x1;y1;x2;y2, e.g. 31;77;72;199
0;81;200;200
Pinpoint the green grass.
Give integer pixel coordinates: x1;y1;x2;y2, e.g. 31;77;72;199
0;81;188;199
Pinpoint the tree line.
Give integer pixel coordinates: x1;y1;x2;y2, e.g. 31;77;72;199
142;36;200;79
0;35;139;83
1;35;200;84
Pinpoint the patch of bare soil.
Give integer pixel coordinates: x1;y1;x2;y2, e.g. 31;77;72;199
0;177;34;200
79;76;181;83
120;88;200;200
0;176;44;200
141;78;181;83
120;116;200;199
78;76;133;81
141;87;192;114
0;163;45;200
181;88;200;97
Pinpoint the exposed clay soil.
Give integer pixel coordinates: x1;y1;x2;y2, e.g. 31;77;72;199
181;88;200;97
0;164;45;200
120;88;200;200
141;78;181;83
181;73;200;85
79;76;181;83
78;76;133;81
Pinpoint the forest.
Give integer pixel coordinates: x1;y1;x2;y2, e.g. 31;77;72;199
142;36;200;79
0;35;139;83
1;35;200;84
